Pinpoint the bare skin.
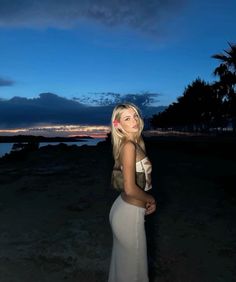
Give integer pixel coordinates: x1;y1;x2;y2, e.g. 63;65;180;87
117;108;156;215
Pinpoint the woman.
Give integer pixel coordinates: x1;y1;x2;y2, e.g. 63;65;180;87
108;103;156;282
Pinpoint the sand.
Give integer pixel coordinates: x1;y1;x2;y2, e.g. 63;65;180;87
0;137;235;282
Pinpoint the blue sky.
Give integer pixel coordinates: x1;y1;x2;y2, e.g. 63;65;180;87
0;0;235;135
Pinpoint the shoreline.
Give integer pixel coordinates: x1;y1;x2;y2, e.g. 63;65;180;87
0;138;105;159
0;135;93;143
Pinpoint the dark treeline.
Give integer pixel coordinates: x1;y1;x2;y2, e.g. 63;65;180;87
151;43;236;133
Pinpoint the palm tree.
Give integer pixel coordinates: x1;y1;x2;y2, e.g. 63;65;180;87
212;42;236;131
212;43;236;71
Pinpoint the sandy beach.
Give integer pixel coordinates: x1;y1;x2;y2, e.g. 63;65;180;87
0;136;235;282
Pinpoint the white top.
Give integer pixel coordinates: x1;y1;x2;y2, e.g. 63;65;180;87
136;156;152;191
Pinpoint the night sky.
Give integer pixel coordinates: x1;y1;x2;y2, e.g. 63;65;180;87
0;0;235;137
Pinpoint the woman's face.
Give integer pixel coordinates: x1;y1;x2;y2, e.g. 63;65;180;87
119;107;140;134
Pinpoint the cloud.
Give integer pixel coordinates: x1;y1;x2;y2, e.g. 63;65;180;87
79;91;160;107
0;92;166;129
0;0;185;33
0;77;15;87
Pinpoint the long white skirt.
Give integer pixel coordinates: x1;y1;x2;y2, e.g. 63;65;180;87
108;195;149;282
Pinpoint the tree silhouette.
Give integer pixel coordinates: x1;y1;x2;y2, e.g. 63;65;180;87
212;42;236;130
151;78;218;131
151;42;236;133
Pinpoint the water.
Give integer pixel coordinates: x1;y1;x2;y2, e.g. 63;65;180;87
0;138;105;158
0;143;13;158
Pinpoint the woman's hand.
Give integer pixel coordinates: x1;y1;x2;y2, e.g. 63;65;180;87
145;197;156;215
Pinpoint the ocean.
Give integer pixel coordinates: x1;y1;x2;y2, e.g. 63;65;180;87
0;138;105;158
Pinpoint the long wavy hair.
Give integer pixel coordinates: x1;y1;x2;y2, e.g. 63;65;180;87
111;103;145;167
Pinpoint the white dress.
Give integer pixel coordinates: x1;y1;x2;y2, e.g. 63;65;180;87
108;157;152;282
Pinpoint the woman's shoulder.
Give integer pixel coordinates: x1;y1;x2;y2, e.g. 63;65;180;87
120;140;136;157
124;139;136;146
121;140;136;150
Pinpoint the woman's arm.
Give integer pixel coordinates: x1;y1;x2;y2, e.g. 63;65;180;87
120;141;155;204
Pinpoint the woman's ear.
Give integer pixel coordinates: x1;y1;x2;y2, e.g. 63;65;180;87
117;126;123;133
117;122;125;133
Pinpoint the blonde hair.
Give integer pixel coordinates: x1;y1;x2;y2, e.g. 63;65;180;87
111;103;145;166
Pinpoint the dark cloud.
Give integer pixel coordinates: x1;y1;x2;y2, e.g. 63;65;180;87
0;92;165;129
80;91;160;108
0;77;15;87
0;0;185;33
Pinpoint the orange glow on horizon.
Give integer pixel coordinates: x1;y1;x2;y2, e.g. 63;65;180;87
68;133;108;138
0;124;111;138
